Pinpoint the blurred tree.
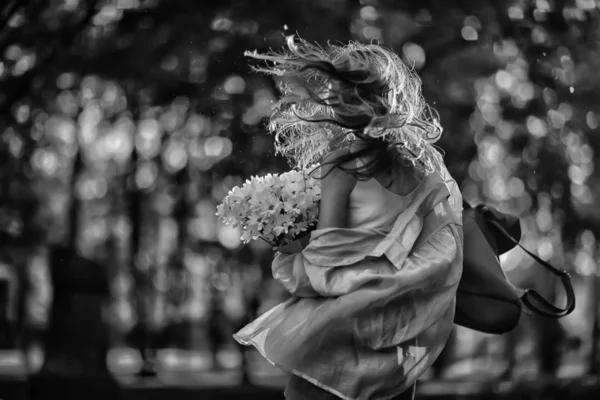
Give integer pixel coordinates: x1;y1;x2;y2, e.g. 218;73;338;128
1;0;599;382
1;2;119;398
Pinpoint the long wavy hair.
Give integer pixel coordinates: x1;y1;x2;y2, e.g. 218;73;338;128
245;35;445;179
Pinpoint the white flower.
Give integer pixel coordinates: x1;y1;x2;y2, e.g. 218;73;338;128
216;165;321;246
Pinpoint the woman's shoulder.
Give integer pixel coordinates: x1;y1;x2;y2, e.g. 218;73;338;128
320;147;358;180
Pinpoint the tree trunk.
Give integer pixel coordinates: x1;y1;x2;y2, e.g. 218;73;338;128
589;275;599;374
30;149;120;400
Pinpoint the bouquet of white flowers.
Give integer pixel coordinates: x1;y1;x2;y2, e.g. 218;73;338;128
216;166;321;247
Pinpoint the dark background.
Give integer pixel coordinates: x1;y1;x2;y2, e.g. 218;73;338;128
0;0;599;399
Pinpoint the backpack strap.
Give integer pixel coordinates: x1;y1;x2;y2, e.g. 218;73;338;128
487;219;576;318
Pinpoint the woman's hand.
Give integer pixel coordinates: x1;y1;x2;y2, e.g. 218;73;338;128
276;235;311;254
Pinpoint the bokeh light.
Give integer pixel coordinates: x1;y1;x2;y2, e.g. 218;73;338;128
0;1;599;390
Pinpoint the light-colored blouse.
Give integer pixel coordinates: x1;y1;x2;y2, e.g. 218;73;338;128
347;177;423;230
234;166;463;400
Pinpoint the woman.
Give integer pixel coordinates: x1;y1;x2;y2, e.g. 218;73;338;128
235;36;464;400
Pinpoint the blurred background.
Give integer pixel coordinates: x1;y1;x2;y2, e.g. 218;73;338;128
0;0;599;399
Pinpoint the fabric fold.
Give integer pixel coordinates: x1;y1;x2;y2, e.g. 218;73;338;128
234;172;463;400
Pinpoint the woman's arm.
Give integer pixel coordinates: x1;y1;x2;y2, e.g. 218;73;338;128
271;149;356;295
351;223;462;350
275;148;356;255
316;149;356;230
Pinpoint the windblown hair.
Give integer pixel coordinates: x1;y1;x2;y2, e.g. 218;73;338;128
245;35;445;177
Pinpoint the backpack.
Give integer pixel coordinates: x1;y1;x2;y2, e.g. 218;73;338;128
455;202;576;334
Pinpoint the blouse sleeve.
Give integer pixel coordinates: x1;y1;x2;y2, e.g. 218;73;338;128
271;251;322;297
271;220;462;304
351;223;463;351
401;224;462;291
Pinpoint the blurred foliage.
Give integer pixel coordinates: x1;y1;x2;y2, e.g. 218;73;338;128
0;0;599;333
